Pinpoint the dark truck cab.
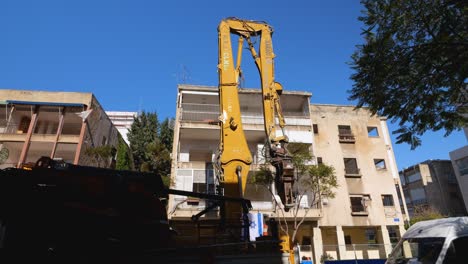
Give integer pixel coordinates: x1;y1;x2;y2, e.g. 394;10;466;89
0;157;171;262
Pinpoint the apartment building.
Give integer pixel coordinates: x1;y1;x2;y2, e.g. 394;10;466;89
449;128;468;212
106;111;138;145
400;159;467;217
168;85;406;263
0;89;120;169
310;104;406;262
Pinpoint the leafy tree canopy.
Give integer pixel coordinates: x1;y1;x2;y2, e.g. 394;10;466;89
127;111;159;170
350;0;467;149
159;118;174;152
116;135;132;170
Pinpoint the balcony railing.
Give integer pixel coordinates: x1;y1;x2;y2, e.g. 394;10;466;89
344;168;361;178
180;103;311;125
321;243;392;261
0;122;21;134
339;133;356;143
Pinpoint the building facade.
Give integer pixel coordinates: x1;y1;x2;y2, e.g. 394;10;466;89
310;104;406;262
449;128;468;212
0;89;120;169
106;111;138;145
168;85;406;263
399;160;467;217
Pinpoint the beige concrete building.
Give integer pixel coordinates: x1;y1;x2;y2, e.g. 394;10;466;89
310;104;406;262
168;85;406;263
399;159;466;217
0;89;120;169
449;128;468;213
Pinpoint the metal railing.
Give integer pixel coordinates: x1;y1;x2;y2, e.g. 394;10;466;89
321;243;392;261
0;122;21;134
180;103;311;123
339;134;356;143
344;168;361;177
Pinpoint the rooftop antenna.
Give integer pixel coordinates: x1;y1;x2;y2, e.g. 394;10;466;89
177;64;192;84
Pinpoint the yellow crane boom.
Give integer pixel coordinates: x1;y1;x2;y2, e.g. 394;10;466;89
217;17;295;262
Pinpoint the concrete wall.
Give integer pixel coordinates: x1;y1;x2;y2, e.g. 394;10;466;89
77;96;120;167
0;90;119;169
0;89;93;105
310;104;404;227
450;145;468;213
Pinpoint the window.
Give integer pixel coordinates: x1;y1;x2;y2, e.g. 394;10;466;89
443;236;468;264
338;125;355;143
367;127;379;137
302;236;311;245
345;235;352;245
382;195;394;206
407;171;422;183
344;158;360;176
409;188;426;204
350;195;370;215
455;157;468;176
365;229;377;244
192;182;206;193
338;125;352;135
374;159;386;170
313;124;318;134
387;226;399;244
317;157;323;165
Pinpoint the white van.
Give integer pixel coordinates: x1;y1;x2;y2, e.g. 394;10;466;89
386;217;468;264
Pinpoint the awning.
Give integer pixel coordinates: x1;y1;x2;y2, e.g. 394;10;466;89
5;100;85;107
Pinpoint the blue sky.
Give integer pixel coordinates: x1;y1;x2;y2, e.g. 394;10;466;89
1;0;466;169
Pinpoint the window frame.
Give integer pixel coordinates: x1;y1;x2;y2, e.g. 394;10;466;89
367;126;379;137
381;194;395;207
374;159;387;170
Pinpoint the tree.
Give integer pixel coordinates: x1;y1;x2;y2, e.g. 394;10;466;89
250;143;338;243
115;135;132;170
350;0;467;149
127;111;159;171
146;139;172;186
84;145;115;168
409;205;446;226
159;118;174;152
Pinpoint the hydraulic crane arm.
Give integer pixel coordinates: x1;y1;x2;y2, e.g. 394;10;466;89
217;17;295;221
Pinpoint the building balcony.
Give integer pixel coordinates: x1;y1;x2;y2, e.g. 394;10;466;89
344;168;361;178
339;134;356;143
180;103;311;127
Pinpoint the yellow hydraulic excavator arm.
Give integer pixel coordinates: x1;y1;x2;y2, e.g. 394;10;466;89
217;17;295;262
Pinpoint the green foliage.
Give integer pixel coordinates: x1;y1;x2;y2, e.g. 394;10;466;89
320;253;334;264
249;142;338;206
85;145;115;168
145;139;171;177
159;118;174;152
300;164;338;199
409;205;446;225
115;135;131;170
126;111;174;183
128;111;159;171
350;0;467;149
288;142;313;173
248;165;274;185
0;147;9;165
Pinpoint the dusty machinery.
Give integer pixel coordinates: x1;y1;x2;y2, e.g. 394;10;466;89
0;18;297;264
216;17;296;262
